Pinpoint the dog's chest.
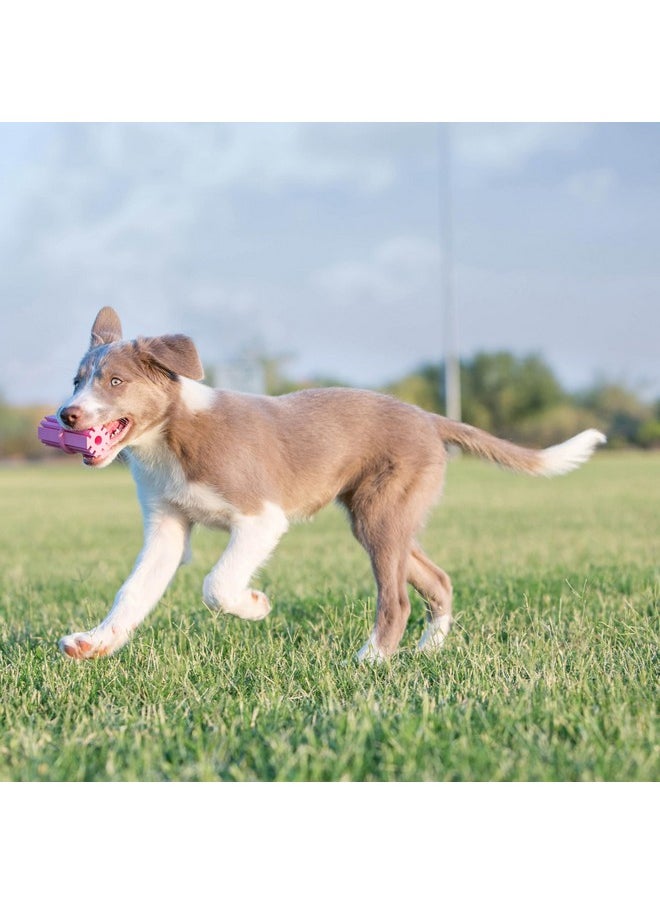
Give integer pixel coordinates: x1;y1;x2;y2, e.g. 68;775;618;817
168;478;236;527
129;445;238;527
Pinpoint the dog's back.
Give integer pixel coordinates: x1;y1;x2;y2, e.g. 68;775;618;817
161;385;446;519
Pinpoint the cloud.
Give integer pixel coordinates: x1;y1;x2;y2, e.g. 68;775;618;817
230;124;397;193
563;166;617;202
1;124;402;275
1;123;402;334
1;123;658;406
4;123;405;396
276;235;445;383
312;236;441;308
59;123;398;195
453;123;591;171
456;261;660;396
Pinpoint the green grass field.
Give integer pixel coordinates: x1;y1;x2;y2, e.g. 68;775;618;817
0;453;657;781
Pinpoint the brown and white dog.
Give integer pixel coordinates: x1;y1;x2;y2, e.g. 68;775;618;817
56;307;606;662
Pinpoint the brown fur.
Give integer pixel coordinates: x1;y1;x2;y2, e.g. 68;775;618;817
57;308;605;660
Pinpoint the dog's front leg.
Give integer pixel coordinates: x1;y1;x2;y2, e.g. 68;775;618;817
203;503;288;620
59;507;191;659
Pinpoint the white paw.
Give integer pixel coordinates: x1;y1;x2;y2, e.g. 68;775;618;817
417;614;452;652
203;578;272;621
59;623;131;659
59;629;111;659
239;589;271;621
356;633;387;664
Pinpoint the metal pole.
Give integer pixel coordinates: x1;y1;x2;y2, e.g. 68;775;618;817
440;122;461;423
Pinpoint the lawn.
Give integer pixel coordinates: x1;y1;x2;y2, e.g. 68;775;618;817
0;453;657;781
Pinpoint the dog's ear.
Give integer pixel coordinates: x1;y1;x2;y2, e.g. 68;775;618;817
142;335;205;381
90;307;123;348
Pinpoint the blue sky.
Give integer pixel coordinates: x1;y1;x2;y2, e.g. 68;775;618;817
1;122;658;405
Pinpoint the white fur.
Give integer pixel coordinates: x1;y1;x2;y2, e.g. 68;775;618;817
60;401;288;656
129;438;238;528
60;374;105;425
61;446;288;656
538;429;607;477
59;506;191;657
203;502;289;619
179;377;215;413
417;614;452;652
356;632;387;664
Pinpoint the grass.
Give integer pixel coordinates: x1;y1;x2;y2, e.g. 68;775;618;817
0;453;657;781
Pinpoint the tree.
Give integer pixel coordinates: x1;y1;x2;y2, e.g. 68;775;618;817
388;352;566;433
0;394;48;459
578;382;653;448
461;352;565;434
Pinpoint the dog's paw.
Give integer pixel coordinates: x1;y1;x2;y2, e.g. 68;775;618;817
59;631;111;659
417;614;452;653
203;578;272;621
243;590;271;620
59;623;131;659
356;634;387;664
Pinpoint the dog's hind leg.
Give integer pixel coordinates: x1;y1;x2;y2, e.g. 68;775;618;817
346;460;447;662
343;492;415;662
202;502;288;620
357;543;412;663
59;507;192;659
407;544;453;652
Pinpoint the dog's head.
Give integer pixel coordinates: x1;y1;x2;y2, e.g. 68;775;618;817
57;307;204;468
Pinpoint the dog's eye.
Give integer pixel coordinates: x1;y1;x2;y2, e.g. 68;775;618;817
110;377;123;387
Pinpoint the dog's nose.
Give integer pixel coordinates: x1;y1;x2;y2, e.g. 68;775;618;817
59;405;82;428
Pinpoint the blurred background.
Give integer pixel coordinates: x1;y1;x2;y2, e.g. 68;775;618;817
1;122;659;458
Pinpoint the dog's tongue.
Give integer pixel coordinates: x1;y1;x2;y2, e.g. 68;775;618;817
104;418;131;442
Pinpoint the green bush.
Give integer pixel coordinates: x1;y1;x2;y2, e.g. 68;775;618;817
0;400;51;460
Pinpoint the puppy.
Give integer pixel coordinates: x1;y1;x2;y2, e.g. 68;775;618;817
56;307;606;661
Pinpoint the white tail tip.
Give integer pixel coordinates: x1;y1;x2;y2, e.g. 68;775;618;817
538;429;607;476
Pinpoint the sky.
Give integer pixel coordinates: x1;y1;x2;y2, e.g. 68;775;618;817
0;122;659;405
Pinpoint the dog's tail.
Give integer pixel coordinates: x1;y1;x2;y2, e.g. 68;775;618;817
435;417;606;476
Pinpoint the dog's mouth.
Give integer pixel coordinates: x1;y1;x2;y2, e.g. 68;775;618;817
83;417;132;466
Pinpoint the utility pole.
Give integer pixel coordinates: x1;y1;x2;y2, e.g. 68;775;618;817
440;123;461;423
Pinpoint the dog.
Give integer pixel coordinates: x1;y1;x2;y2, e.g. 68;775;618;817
55;307;606;662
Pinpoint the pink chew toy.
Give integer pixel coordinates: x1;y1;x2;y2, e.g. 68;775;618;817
38;415;112;458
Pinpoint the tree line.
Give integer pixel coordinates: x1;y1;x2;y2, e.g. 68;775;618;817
382;352;660;450
2;351;659;460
